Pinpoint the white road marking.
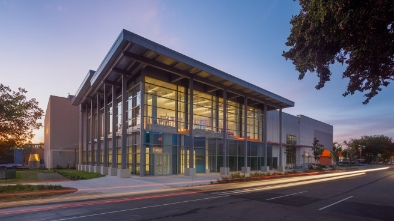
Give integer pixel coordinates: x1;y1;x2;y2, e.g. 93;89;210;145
318;196;353;211
49;195;229;221
266;191;308;200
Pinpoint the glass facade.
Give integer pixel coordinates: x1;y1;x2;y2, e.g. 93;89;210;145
81;73;271;175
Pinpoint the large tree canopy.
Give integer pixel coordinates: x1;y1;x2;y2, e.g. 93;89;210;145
283;0;394;104
349;135;393;162
0;84;43;147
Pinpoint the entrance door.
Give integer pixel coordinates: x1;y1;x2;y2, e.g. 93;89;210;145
195;148;205;173
154;153;171;176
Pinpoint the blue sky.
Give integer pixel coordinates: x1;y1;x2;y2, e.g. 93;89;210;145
1;0;393;144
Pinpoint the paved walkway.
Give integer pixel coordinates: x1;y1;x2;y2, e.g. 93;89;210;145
40;173;224;195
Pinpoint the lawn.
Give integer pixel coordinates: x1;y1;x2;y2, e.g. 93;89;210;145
0;169;103;201
0;169;59;183
0;169;104;183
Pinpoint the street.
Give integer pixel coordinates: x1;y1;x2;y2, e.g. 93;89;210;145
1;167;393;221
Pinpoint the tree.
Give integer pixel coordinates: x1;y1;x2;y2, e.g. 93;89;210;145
0;84;43;147
311;137;324;164
283;0;394;104
0;139;15;164
332;142;343;164
343;140;357;163
349;135;393;163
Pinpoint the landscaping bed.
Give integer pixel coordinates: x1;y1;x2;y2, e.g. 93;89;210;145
53;169;104;180
0;184;77;201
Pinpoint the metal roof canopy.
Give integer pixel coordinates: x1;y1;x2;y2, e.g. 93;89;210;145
73;29;294;110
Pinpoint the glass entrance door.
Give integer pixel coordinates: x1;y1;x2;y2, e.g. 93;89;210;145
154;153;171;175
195;148;205;173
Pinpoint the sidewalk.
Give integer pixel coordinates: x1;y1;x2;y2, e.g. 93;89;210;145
41;173;223;195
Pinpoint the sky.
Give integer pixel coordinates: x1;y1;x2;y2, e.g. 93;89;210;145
1;0;393;144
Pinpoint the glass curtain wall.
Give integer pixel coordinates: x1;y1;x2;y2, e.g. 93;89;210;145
141;75;266;174
126;79;141;174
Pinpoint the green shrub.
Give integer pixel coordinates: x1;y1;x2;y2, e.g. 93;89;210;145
53;169;104;180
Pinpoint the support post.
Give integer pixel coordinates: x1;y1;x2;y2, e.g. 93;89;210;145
140;73;146;176
78;104;83;169
90;100;94;167
242;97;250;175
85;103;89;168
118;75;130;178
103;84;108;167
101;85;109;175
109;85;117;176
96;93;101;167
220;90;229;175
261;103;269;172
278;108;285;172
185;77;196;176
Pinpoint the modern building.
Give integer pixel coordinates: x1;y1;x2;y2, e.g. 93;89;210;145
71;29;333;177
266;111;333;168
44;95;79;169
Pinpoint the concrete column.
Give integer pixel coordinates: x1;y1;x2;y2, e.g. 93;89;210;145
96;93;101;167
78;104;83;167
261;103;269;172
140;74;146;176
102;84;109;175
117;75;130;178
220;90;229;175
121;75;127;170
278;108;285;171
242;97;250;175
109;84;118;176
85;103;89;168
185;77;196;176
90;99;94;167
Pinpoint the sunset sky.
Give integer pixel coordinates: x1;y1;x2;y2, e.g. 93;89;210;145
1;0;393;144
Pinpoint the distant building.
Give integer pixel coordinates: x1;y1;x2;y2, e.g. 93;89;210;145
44;95;79;169
266;111;333;167
13;144;44;167
68;29;333;177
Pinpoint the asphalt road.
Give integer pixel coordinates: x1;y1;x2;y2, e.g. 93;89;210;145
1;167;393;221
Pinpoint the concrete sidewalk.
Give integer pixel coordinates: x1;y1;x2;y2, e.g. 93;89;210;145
41;173;224;196
27;165;380;195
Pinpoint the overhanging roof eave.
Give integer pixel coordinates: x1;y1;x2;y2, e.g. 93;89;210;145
86;29;294;108
71;70;95;106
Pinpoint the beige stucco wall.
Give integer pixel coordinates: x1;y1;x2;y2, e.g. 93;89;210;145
43;95;79;168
